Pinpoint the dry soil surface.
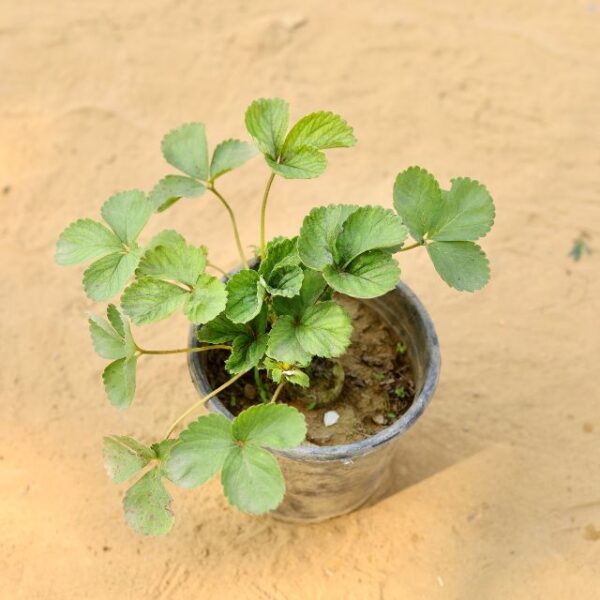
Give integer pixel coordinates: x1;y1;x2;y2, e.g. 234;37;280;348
1;1;599;598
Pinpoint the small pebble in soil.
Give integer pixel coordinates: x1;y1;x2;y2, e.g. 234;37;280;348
323;410;340;427
372;413;386;425
243;383;256;400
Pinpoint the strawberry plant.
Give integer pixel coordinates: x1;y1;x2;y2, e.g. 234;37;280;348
56;98;495;535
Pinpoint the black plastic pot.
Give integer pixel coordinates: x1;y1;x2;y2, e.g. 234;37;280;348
187;281;441;522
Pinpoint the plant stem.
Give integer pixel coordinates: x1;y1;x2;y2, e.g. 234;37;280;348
254;367;269;403
207;185;249;269
164;371;247;439
398;241;425;252
270;380;286;403
259;172;276;257
207;262;228;278
137;344;231;356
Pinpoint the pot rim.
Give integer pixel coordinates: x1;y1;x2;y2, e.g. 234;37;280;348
187;280;440;461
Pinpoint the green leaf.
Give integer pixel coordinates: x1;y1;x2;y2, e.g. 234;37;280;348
89;314;128;360
100;190;153;246
183;275;228;324
161;122;209;180
210;139;258;180
83;248;143;301
323;251;400;298
294;301;352;358
55;219;122;266
245;98;289;160
123;468;174;536
267;315;312;366
263;264;304;298
336;206;408;264
225;333;268;374
273;268;327;318
429;178;495;241
282;111;356;157
137;242;206;287
285;369;310;388
232;403;306;449
146;229;186;251
225;269;265;323
102;356;137;410
266;146;327;179
121;277;189;325
393;166;443;243
259;236;300;276
148;175;205;212
427;241;490;291
165;414;234;488
107;303;126;337
103;435;154;484
298;204;359;270
221;445;284;514
197;313;248;344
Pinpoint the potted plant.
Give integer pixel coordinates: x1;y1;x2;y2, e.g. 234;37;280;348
56;98;495;535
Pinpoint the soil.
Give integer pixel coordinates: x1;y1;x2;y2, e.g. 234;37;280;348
205;296;416;445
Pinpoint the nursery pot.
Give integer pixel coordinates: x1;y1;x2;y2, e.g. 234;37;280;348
187;280;441;523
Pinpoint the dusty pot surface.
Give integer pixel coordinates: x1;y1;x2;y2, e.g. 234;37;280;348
187;280;440;522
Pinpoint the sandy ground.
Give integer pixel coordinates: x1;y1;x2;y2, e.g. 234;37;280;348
1;0;599;598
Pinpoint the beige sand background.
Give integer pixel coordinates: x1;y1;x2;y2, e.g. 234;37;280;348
1;0;599;598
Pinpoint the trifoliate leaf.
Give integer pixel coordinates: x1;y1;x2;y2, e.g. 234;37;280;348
55;219;122;266
427;241;490;292
281;111;356;157
210;139;258;180
148;175;205;212
103;435;154;484
232;403;306;449
197;313;248;344
298;204;359;270
267;315;312;366
123;468;174;536
83;248;143;301
263;264;304;298
100;190;154;246
265;146;327;179
137;242;206;287
393;166;443;243
259;236;300;276
294;301;352;358
102;356;138;410
152;439;178;466
429;178;495;241
225;333;268;374
221;445;285;514
121;278;189;325
89;314;128;360
146;229;186;251
336;206;408;264
225;269;265;323
161;122;209;180
183;275;228;324
244;98;289;160
323;250;400;298
273;268;327;318
165;414;234;488
284;369;310;388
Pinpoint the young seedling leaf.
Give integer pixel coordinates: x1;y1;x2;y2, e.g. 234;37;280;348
137;242;206;287
100;190;154;246
148;175;206;212
298;204;359;270
221;445;285;514
146;229;186;251
102;356;138;410
121;278;189;325
428;177;495;241
161;122;209;180
393;166;443;243
259;236;300;276
323;250;400;298
232;403;306;449
225;333;268;374
244;98;289;160
165;414;234;488
265;146;327;179
263;264;304;298
103;435;154;484
225;269;265;323
197;313;248;344
427;241;490;291
210;139;258;180
55;219;122;266
183;274;228;324
336;206;408;264
123;467;174;536
83;248;143;301
272;268;327;318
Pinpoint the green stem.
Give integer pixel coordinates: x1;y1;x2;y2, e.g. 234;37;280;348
259;172;276;257
254;367;269;403
398;241;425;252
164;371;247;439
207;185;249;269
207;262;228;279
270;380;286;404
138;344;231;356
